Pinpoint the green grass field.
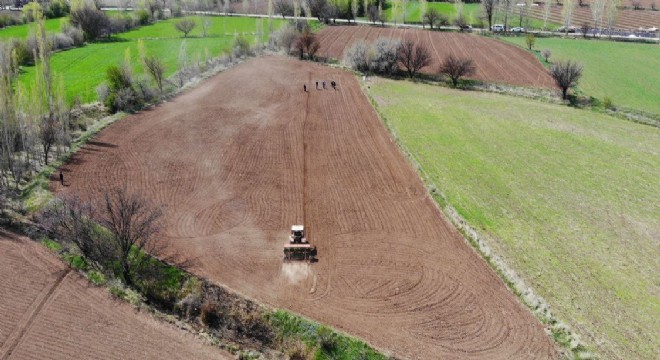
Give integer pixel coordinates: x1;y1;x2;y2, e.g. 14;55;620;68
15;16;284;103
501;36;660;115
380;1;559;29
0;17;67;39
369;78;659;359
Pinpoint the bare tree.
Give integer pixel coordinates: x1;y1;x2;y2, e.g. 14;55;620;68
397;39;431;78
631;0;642;9
481;0;496;31
275;0;294;18
368;5;379;23
100;188;164;287
562;0;577;34
423;7;442;29
580;22;590;37
541;48;552;62
500;0;513;31
143;55;165;94
175;18;196;38
542;0;552;30
551;60;583;100
351;0;358;22
420;0;428;28
41;194;114;271
295;28;320;60
70;4;111;41
591;0;605;33
605;0;618;35
439;55;476;87
201;18;211;37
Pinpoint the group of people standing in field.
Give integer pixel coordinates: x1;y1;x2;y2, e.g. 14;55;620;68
303;80;337;92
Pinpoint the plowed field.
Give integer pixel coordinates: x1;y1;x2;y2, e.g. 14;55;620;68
530;5;660;30
0;231;230;360
53;56;558;359
316;26;555;88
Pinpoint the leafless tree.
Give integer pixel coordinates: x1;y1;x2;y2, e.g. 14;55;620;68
580;22;590;37
631;0;642;9
423;7;442;29
275;0;294;18
371;38;400;75
143;55;165;94
100;188;164;287
438;55;476;87
562;0;576;34
273;23;298;53
592;0;606;31
306;0;329;21
201;18;211;37
70;4;111;41
541;48;552;62
295;28;320;60
397;39;431;78
40;194;114;271
175;18;196;38
351;0;358;22
368;5;379;23
500;0;513;31
542;0;552;30
551;60;583;99
481;0;496;31
605;0;618;35
344;40;371;72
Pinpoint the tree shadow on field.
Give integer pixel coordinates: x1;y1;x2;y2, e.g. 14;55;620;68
87;140;118;148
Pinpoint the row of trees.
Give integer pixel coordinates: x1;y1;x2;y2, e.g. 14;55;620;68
0;6;71;192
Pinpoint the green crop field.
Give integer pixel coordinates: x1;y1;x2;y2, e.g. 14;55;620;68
369;78;659;359
0;17;67;39
501;36;660;115
380;1;559;29
15;16;285;103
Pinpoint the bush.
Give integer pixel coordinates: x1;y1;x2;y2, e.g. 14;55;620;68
0;14;23;28
344;40;371;73
62;24;85;47
10;39;33;66
45;0;70;19
136;10;151;25
201;300;220;328
603;96;615;110
371;38;400;75
50;33;75;51
233;35;252;57
22;2;43;23
273;23;298;54
70;5;111;41
317;325;338;352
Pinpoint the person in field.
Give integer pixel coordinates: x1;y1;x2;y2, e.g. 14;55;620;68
304;84;307;92
59;171;64;185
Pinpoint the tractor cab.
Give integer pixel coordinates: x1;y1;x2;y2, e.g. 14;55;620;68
284;225;316;261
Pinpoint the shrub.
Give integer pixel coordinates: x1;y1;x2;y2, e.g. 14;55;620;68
371;38;400;75
285;339;311;360
273;23;298;54
50;33;75;50
233;35;252;57
317;325;338;352
550;60;583;100
525;33;535;50
603;96;614;110
541;48;552;62
344;40;371;73
10;39;33;66
22;2;43;23
0;14;23;28
200;300;220;328
174;18;196;38
45;0;70;19
136;9;151;25
70;5;111;41
439;54;476;87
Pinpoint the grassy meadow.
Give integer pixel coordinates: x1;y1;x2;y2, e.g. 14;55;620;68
8;15;285;103
0;16;65;39
368;78;659;359
501;36;660;115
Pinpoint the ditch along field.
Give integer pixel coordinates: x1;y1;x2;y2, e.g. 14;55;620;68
368;79;660;359
501;36;660;115
315;26;556;88
0;230;231;360
52;56;558;359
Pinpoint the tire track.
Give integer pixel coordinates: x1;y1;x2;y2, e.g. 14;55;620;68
0;269;70;360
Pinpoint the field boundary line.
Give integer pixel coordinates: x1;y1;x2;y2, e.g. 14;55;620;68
0;269;71;359
360;77;591;360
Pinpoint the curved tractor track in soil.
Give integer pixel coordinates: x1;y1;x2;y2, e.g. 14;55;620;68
316;26;556;89
53;56;558;359
0;231;231;360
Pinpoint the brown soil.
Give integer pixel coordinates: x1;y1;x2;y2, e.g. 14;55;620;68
53;56;558;359
530;4;660;30
0;230;231;360
315;26;556;89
